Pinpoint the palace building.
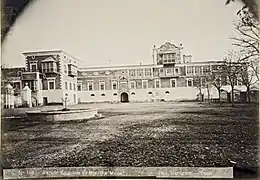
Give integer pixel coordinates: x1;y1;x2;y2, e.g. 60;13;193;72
2;42;252;106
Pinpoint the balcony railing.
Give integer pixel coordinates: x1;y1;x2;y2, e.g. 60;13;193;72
22;72;37;80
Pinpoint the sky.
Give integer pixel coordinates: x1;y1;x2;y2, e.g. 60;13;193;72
1;0;243;68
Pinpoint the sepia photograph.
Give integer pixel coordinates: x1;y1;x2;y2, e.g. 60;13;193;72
1;0;259;179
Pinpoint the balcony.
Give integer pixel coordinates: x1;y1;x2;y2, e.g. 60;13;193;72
41;61;58;74
22;72;38;80
68;64;77;77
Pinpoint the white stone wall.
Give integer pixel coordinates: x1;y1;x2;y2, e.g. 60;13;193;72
42;90;63;104
77;87;200;103
78;90;119;103
129;87;199;102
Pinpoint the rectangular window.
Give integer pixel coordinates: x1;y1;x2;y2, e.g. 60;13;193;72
31;64;37;72
137;69;143;77
203;65;210;73
145;69;151;76
130;70;136;77
171;79;177;88
195;66;201;74
48;81;55;90
142;80;148;89
166;68;172;75
64;65;67;74
70;83;72;90
163;54;169;60
155;79;160;88
99;81;105;90
88;81;93;91
130;81;136;89
65;82;68;90
42;62;57;73
187;66;193;74
112;80;117;90
73;83;76;91
50;63;53;72
163;53;175;63
49;82;55;89
187;78;193;87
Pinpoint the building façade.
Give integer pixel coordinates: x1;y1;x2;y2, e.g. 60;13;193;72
1;42;248;106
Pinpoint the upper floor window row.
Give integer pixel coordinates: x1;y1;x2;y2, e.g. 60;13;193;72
129;69;152;77
29;61;57;73
186;65;211;75
42;62;57;73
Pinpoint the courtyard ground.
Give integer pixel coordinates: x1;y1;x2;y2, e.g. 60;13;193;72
1;102;259;177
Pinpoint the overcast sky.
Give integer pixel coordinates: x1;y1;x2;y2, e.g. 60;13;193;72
2;0;243;68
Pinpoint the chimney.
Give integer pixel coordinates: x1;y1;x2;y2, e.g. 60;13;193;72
152;45;157;66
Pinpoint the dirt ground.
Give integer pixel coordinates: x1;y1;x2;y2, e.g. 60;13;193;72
1;102;259;177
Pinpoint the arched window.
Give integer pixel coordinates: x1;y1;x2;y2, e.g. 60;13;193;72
165;91;170;94
113;93;118;96
101;93;105;96
17;71;22;76
131;92;135;95
91;94;95;96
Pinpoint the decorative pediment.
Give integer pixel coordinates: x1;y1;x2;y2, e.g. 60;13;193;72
158;42;179;53
42;57;56;62
119;76;127;81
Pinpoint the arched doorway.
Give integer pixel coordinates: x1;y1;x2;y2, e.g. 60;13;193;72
121;92;129;102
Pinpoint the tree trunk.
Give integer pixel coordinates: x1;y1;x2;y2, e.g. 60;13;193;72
207;84;210;105
247;86;251;103
218;88;221;106
231;86;235;107
199;89;202;104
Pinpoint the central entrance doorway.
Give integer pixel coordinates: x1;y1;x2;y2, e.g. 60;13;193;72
43;97;48;105
121;92;129;102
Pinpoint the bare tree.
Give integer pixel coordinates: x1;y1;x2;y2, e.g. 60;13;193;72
223;51;242;107
225;0;259;21
194;73;212;104
231;6;259;80
210;64;225;106
205;76;212;105
237;61;258;103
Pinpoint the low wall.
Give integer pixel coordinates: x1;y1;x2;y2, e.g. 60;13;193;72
26;108;98;122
